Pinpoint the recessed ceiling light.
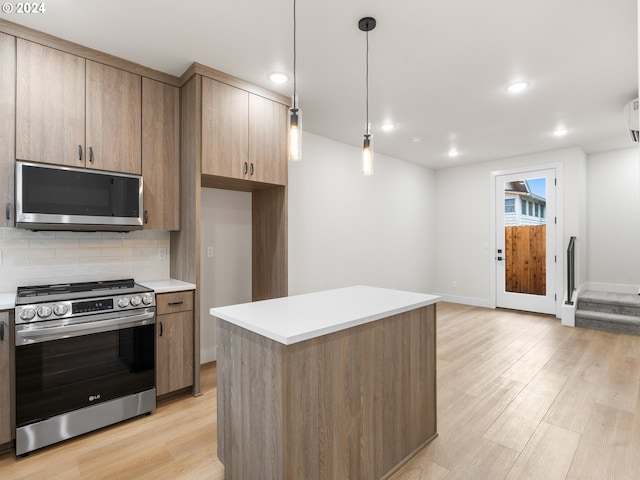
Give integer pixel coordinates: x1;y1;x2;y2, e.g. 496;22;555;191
411;136;423;143
268;72;289;84
506;81;529;93
448;148;459;158
381;123;395;132
553;127;569;137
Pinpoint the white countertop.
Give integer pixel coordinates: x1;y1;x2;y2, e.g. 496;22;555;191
210;286;440;345
139;279;196;293
0;292;15;310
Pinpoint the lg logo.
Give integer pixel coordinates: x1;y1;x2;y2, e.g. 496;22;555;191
88;394;101;402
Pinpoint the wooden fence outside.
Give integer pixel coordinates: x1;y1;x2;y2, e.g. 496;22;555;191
505;225;546;296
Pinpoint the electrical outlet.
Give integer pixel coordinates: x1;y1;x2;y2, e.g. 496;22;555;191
158;248;167;260
207;246;214;258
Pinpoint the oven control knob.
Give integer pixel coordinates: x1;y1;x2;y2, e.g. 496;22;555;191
54;304;69;316
142;294;154;305
20;307;36;321
130;295;142;307
37;305;53;318
118;297;130;308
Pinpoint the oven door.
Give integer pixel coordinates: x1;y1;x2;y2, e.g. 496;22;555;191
15;309;155;429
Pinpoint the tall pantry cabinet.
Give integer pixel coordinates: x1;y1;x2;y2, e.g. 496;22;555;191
171;64;289;394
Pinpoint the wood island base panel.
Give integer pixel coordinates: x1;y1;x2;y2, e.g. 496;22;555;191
216;303;437;480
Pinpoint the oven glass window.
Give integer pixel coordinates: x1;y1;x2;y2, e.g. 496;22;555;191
15;324;154;427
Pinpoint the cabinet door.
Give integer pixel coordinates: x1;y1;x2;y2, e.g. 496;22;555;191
202;77;249;180
0;311;10;446
86;60;142;174
249;94;287;185
16;39;85;167
142;78;180;230
0;33;15;228
156;311;194;395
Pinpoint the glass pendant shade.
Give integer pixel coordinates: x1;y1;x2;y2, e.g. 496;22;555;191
362;134;374;176
288;105;302;161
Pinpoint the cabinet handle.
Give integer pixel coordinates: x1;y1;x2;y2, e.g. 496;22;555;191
144;210;149;224
159;322;163;337
249;163;254;175
5;202;10;221
168;301;184;306
243;162;248;175
0;321;4;341
78;145;83;161
89;146;94;163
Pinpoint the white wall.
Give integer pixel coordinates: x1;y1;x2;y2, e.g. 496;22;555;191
586;147;640;287
0;228;170;292
200;188;252;363
434;147;587;311
288;132;436;295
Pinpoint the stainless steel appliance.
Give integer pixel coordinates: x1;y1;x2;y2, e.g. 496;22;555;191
14;279;156;455
15;161;143;232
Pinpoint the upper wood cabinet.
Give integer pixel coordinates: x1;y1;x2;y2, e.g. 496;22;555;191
142;78;180;230
16;39;85;168
202;77;249;180
16;39;142;174
249;94;287;185
201;76;287;186
85;61;141;174
0;33;15;228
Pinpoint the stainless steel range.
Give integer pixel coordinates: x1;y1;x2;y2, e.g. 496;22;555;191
14;279;156;455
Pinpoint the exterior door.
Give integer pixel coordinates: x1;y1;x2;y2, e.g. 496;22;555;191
496;168;556;314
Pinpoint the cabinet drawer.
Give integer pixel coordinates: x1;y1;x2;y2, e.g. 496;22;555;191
156;291;193;315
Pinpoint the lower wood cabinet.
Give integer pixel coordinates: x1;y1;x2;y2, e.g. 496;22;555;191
0;310;11;449
156;291;194;396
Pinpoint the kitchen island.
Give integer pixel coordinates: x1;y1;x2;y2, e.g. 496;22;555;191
210;286;440;480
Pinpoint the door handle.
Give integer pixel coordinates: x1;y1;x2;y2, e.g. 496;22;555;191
78;145;83;161
5;202;10;221
159;322;163;337
89;146;94;163
243;162;248;175
249;163;254;175
0;321;4;341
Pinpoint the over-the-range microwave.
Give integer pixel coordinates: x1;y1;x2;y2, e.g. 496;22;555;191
15;161;143;232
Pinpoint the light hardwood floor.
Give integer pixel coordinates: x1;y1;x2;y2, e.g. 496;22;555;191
1;302;639;479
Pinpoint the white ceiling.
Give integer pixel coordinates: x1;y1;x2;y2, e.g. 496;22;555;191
5;0;638;169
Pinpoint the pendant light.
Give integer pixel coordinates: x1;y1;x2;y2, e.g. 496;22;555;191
288;0;302;161
359;17;376;176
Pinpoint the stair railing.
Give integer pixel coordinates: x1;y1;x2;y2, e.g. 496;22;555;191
565;236;576;305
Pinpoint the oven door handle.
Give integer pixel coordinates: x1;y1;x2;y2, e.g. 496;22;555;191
16;310;156;345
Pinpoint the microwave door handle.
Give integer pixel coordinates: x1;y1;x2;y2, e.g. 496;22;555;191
16;311;156;345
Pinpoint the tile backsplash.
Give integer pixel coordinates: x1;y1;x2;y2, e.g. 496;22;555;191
0;228;170;292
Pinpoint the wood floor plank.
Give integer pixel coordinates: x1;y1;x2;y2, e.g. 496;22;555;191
565;403;640;480
482;369;567;452
1;303;639;480
504;421;580;480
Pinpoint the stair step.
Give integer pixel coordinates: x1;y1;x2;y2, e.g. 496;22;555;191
575;310;640;336
577;290;640;316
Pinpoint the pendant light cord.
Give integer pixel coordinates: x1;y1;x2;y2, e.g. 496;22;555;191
365;29;369;135
293;0;297;108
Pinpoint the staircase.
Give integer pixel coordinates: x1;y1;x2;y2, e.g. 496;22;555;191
575;290;640;335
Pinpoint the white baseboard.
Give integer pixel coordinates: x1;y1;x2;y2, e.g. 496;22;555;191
435;293;492;309
201;345;216;364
